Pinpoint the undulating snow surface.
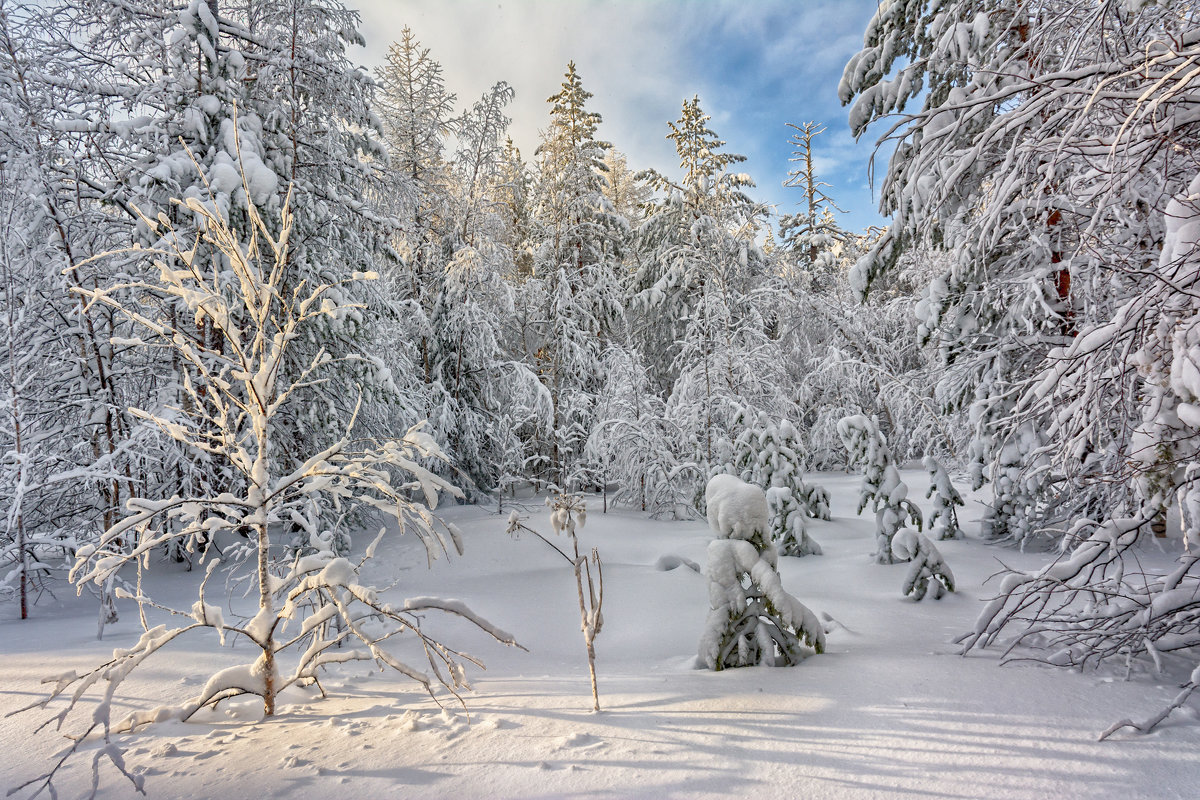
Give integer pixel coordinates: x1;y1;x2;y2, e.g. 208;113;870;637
4;472;1200;799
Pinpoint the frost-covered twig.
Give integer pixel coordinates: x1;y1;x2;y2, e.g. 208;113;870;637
1100;661;1200;741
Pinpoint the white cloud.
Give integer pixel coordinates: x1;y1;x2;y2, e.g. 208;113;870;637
353;0;691;174
347;0;889;231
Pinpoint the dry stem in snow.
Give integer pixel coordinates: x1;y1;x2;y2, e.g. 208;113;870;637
507;492;604;711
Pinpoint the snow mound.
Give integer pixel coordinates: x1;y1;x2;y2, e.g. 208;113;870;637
654;554;700;573
705;474;769;542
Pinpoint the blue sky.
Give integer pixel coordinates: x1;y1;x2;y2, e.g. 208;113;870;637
352;0;889;234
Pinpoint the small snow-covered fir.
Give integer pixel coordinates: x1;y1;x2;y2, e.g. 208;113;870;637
766;486;822;557
891;528;955;601
924;455;964;541
698;475;824;670
837;415;922;563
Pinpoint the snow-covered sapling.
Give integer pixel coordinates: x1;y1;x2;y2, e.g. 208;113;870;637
837;415;922;563
698;475;825;670
724;411;825;554
12;190;521;800
766;486;822;557
924;456;964;540
727;411;831;522
797;479;832;522
891;528;955;601
586;346;700;520
506;492;604;711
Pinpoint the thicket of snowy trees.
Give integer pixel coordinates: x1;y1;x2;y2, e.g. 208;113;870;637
5;0;1200;750
1;0;928;625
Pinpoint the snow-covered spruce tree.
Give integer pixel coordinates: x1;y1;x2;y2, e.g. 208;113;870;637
766;487;821;558
12;194;519;799
698;474;824;670
892;528;954;601
631;94;759;394
229;0;404;464
426;246;509;494
659;216;788;494
728;409;830;521
421;78;544;496
375;25;456;391
498;276;556;486
628;97;793;500
666;276;794;516
721;409;825;555
492;137;537;281
583;345;667;513
924;455;964;541
527;62;626;490
837;415;921;564
427;242;542;497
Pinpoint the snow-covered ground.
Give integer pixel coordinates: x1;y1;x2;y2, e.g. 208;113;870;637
4;472;1200;799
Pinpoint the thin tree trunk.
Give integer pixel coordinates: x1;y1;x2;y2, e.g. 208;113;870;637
5;274;27;619
258;513;276;716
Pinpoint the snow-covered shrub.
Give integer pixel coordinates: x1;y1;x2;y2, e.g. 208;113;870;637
956;169;1200;734
797;480;832;522
837;415;922;563
766;486;822;557
924;456;964;540
891;528;954;601
13;195;520;799
698;475;824;669
587;345;701;518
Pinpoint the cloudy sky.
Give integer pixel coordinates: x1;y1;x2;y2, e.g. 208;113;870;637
350;0;889;233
